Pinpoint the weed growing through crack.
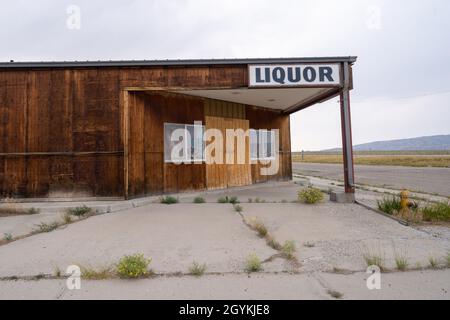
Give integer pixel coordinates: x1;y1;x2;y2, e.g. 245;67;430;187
445;252;450;267
27;207;40;215
189;261;207;277
67;205;92;217
160;196;179;205
117;253;151;279
245;254;262;273
298;187;324;204
327;289;343;299
248;217;268;237
3;233;12;242
233;204;243;213
218;196;228;203
428;256;439;269
229;196;239;204
62;212;72;224
282;240;296;259
33;221;60;233
217;196;239;204
362;246;386;271
193;196;205;204
395;255;409;271
265;235;282;250
53;266;62;277
80;265;115;280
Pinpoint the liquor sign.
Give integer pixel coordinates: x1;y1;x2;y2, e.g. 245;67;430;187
248;64;341;87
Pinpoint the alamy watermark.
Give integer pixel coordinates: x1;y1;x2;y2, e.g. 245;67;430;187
66;5;81;30
366;265;382;290
165;124;280;176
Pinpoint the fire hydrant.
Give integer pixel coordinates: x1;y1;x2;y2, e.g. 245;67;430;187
400;190;409;210
399;190;410;219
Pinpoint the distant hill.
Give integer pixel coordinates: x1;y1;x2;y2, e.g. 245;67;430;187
325;135;450;152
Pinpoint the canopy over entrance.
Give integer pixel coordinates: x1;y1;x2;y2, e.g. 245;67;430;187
165;56;357;194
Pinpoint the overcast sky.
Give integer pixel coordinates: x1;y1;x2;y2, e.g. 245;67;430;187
1;0;449;150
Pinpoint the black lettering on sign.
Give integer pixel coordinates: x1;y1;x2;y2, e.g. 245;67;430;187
272;67;286;84
255;68;265;83
319;67;334;82
303;67;316;82
265;68;271;83
287;67;301;83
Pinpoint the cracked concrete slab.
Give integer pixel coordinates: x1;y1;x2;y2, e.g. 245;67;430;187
0;203;279;277
240;202;450;272
1;270;449;300
1;181;450;299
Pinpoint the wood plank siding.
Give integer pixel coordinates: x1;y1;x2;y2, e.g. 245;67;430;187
0;65;292;198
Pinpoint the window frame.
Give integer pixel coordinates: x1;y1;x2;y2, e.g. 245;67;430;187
163;122;205;164
249;128;276;161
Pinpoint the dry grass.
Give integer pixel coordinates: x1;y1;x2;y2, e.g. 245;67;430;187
245;254;262;272
247;217;268;237
189;261;207;277
327;289;344;299
265;235;282;250
0;204;40;217
428;256;439;269
282;240;296;259
80;265;115;280
445;252;450;268
362;245;386;272
33;221;60;233
292;153;450;168
394;255;409;271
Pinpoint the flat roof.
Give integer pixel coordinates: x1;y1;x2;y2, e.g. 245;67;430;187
0;56;357;68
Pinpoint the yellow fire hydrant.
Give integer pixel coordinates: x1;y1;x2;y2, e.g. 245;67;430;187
399;190;410;220
400;190;409;210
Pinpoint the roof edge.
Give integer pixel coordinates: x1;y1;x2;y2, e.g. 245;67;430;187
0;57;357;69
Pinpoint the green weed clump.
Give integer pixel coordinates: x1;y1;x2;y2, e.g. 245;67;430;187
217;196;239;204
67;205;92;217
116;253;151;279
189;261;207;276
245;254;262;272
160;196;179;204
377;196;402;215
193;196;205;204
421;202;450;222
298;187;324;204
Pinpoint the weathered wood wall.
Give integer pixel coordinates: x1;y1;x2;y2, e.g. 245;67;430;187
0;65;291;198
0;69;123;198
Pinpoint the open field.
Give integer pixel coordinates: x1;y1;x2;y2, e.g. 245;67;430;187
292;151;450;168
292;163;450;197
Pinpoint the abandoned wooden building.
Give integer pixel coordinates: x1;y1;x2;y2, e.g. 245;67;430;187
0;57;356;199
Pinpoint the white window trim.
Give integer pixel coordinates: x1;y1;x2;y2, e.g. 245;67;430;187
250;129;259;161
164;122;205;163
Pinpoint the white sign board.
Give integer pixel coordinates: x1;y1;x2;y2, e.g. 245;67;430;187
248;64;341;87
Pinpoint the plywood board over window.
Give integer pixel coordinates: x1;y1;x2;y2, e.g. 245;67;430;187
205;116;251;190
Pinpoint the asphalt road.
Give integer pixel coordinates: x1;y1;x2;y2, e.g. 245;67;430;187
292;162;450;197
